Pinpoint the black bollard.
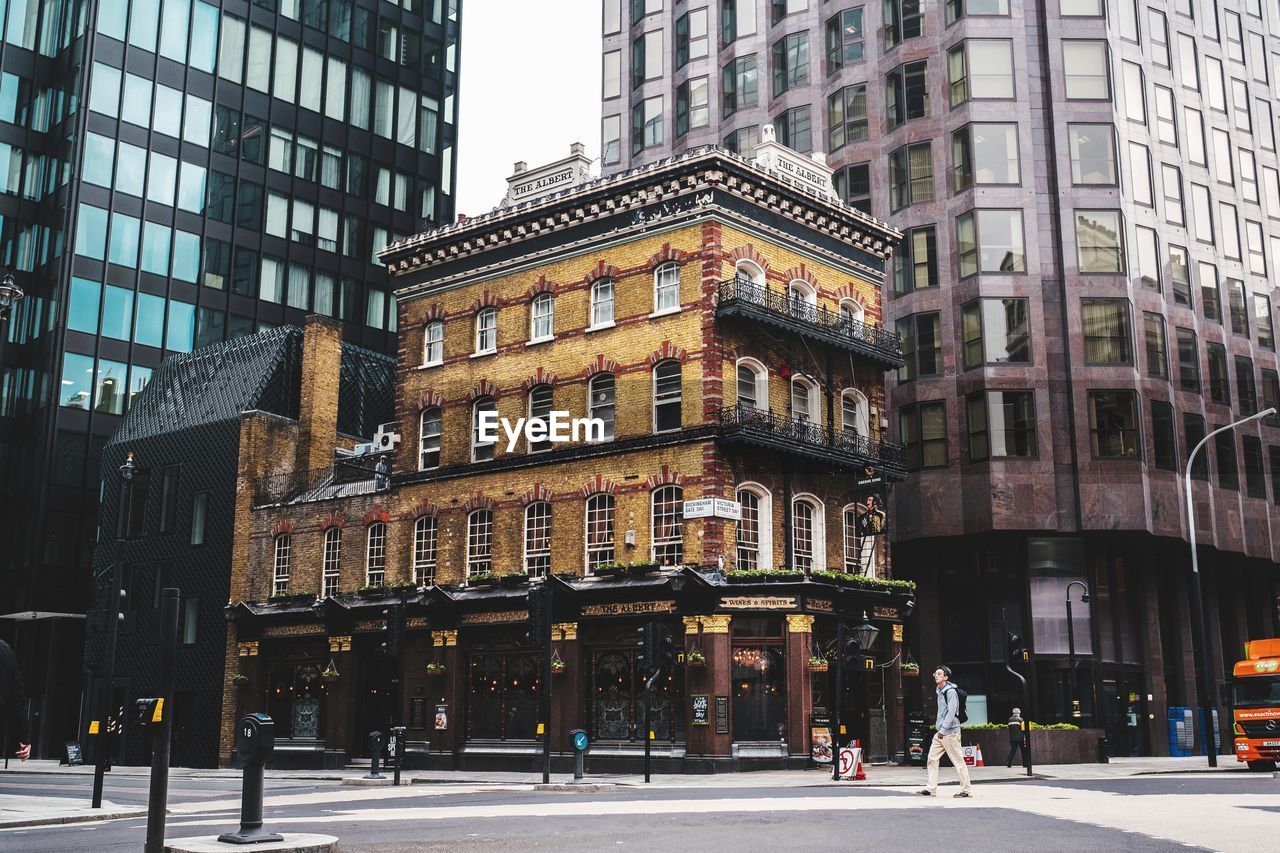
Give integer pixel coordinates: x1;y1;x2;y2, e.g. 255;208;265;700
391;726;406;786
218;714;283;845
366;731;384;779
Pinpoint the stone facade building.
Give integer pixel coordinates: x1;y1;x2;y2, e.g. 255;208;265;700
222;145;915;771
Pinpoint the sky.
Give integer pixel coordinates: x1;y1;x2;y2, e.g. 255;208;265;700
454;0;602;217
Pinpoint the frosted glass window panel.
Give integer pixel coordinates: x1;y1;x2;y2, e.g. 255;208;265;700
141;222;171;276
350;69;371;130
1184;107;1206;164
246;27;272;92
147;153;178;206
190;2;219;73
375;168;391;205
287;265;309;309
268;128;293;173
317;207;338;252
159;0;191;63
325;58;347;119
82;133;115;187
300;48;323;112
75;204;108;260
265;193;288;237
293;136;317;181
166;300;195;352
183;95;211;145
394;173;408;210
274;37;298;103
218;14;245;83
121;74;153;127
0;141;17;194
153;85;183;137
291;199;314;244
4;0;39;49
320;146;342;188
108;212;141;267
115;143;147;197
89;63;121;117
374;80;393;138
135;293;166;347
102;286;134;340
397;87;416;146
419;95;439;154
128;0;160;53
177;162;207;213
260;257;284;303
97;0;127;40
314;274;334;317
280;0;299;18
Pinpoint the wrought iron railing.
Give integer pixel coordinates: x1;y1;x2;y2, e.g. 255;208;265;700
716;403;904;468
716;276;903;357
252;458;385;505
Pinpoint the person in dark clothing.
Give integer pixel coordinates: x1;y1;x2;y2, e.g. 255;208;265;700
1006;707;1026;768
0;639;31;761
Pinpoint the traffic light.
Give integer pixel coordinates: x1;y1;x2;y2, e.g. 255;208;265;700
1007;632;1029;664
655;624;675;673
526;584;551;648
135;697;162;727
839;636;861;671
381;604;404;657
91;583;127;633
636;622;657;672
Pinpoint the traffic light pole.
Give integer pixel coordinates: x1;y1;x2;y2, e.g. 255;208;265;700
832;620;844;781
91;561;123;809
1002;608;1032;777
144;588;179;853
541;584;552;785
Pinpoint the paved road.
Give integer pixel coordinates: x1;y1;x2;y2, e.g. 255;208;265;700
1;772;1274;852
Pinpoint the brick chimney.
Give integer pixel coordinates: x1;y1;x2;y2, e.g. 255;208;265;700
295;315;343;475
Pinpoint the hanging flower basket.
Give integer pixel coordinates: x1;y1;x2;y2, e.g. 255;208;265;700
808;656;829;673
550;659;567;675
426;661;447;676
901;663;920;677
685;651;706;667
232;673;251;688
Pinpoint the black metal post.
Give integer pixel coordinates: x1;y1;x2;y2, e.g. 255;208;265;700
832;620;844;781
91;560;123;809
1066;596;1077;721
1002;608;1033;777
643;669;660;784
541;584;552;785
144;589;179;853
1187;566;1218;766
391;726;405;786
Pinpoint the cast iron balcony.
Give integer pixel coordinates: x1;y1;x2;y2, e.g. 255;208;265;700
715;277;904;369
715;404;905;472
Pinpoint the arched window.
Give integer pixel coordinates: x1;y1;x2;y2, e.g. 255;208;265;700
528;385;554;453
791;375;820;423
651;485;684;564
653;359;682;432
839;298;865;326
365;522;386;586
654;262;681;313
735;259;765;286
419;407;442;470
474;306;497;354
842;504;861;574
412;516;437;585
735;483;773;570
736;358;768;412
791;495;825;571
466;509;493;577
841;388;870;438
524;501;551;576
272;534;291;596
788;279;817;312
472;396;497;461
590;278;615;327
530;292;554;341
322;528;341;597
584;493;615;572
588;373;616;440
422;320;443;366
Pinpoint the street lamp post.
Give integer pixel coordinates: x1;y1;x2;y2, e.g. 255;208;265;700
1065;581;1091;722
0;271;25;373
1184;407;1276;767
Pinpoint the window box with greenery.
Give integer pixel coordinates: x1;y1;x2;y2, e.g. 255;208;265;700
356;584;388;598
725;569;805;583
499;573;530;588
386;580;418;594
268;590;316;605
810;570;918;595
467;572;498;587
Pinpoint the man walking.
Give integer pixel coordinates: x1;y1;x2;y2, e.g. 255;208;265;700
0;639;31;761
919;665;971;798
1006;707;1026;768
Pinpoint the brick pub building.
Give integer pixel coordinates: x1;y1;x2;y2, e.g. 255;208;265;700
222;142;914;770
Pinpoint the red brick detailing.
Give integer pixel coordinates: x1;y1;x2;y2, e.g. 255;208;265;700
470;290;499;312
423;304;446;322
582;355;619;378
579;475;619;497
416;390;444;410
362;506;392;525
522;484;554;504
521;367;557;392
834;284;868;311
645;465;685;490
462;493;496;513
526;275;556;298
319;512;346;531
272;519;296;537
783;265;820;289
647;340;689;366
404;498;440;520
648;243;688;269
466;380;499;402
583;261;621;283
728;244;769;274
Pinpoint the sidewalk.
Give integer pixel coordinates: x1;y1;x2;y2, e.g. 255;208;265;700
0;795;146;829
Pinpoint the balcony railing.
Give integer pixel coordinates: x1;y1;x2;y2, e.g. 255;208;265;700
715;404;905;471
715;277;904;368
253;458;385;506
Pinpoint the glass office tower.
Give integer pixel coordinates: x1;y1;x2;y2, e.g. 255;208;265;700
0;0;459;757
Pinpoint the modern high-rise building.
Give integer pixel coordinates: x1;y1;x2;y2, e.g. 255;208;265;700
605;0;1280;758
0;0;460;758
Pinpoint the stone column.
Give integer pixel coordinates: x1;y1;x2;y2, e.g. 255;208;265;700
551;623;581;754
701;615;733;759
785;615;815;759
324;635;353;764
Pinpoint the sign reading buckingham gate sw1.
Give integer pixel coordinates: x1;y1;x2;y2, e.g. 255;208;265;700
682;498;741;520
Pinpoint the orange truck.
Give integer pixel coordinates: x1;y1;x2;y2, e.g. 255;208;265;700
1231;638;1280;771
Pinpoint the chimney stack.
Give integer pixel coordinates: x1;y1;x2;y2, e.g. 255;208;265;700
295;315;343;476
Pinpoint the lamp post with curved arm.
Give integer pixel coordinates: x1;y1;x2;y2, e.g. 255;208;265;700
1065;580;1091;723
1184;407;1275;767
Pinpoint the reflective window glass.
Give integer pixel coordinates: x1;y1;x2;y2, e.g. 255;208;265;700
102;285;134;341
68;278;101;334
141;222;171;276
167;300;195;352
135;292;166;347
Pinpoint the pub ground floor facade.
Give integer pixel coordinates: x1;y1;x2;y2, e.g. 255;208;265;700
898;532;1280;759
223;568;913;772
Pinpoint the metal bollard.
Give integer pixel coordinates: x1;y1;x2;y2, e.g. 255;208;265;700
218;714;283;845
366;731;384;779
391;726;406;786
570;729;589;782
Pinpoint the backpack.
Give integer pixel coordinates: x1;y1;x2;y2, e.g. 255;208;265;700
947;683;969;725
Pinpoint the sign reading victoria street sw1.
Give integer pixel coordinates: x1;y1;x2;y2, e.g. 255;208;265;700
682;498;741;520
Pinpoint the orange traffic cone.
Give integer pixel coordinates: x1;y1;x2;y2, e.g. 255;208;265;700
974;744;985;767
853;739;866;780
